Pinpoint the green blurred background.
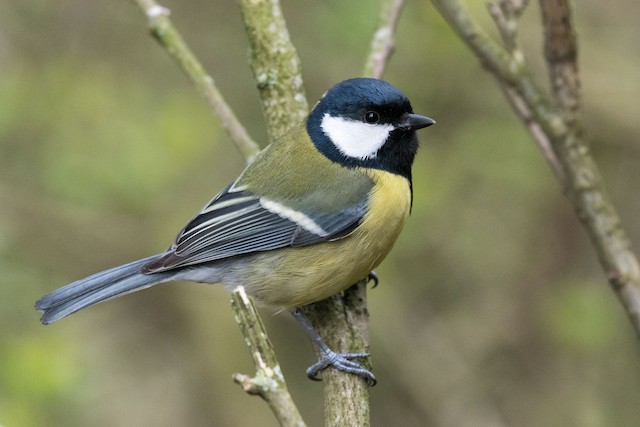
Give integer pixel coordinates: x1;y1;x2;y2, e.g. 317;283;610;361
1;0;639;426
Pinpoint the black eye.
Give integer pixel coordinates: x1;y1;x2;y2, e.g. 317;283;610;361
364;111;380;124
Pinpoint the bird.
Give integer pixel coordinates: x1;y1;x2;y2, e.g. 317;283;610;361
35;78;435;385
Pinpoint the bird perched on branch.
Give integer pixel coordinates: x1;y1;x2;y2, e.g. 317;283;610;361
36;78;435;385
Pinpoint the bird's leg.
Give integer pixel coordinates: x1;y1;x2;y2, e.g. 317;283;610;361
291;308;377;386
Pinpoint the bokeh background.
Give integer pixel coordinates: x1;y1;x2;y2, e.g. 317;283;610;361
1;1;639;426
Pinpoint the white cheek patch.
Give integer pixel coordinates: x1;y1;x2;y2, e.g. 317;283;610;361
320;113;394;160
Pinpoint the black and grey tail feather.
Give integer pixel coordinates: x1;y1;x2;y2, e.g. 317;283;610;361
36;254;176;325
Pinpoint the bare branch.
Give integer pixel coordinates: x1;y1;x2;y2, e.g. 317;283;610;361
131;0;261;162
431;0;640;338
433;0;564;181
540;0;581;118
501;0;530;18
499;85;566;183
299;281;371;427
487;1;530;61
364;0;407;79
235;0;308;142
231;287;306;427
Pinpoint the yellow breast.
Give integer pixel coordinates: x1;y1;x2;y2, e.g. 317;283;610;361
355;168;412;257
243;169;412;308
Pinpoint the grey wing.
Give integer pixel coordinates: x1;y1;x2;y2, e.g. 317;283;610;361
141;182;369;273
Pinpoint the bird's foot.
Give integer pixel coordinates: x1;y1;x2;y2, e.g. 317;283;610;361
306;347;377;386
291;308;377;386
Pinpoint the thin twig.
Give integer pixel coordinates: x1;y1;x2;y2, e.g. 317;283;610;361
499;85;566;183
501;0;530;17
437;0;564;183
131;0;261;162
540;0;581;120
231;287;306;427
486;0;564;179
431;0;640;337
487;2;518;54
363;0;407;79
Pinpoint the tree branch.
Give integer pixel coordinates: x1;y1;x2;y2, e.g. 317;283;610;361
498;84;566;183
231;287;306;427
131;0;261;162
364;0;407;79
540;0;580;117
431;0;640;337
299;281;372;426
235;0;308;142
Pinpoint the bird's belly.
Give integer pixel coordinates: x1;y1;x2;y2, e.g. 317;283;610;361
240;170;412;308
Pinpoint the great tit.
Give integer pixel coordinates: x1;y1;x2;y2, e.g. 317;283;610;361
36;78;435;384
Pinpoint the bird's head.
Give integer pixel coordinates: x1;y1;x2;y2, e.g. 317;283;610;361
307;78;435;180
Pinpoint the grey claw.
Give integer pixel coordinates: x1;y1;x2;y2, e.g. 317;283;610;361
306;348;377;386
306;362;328;381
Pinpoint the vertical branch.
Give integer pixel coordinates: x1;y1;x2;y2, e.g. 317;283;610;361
302;0;410;423
235;0;308;142
303;1;410;422
236;1;372;426
537;0;640;334
299;282;372;427
236;0;411;425
540;0;580;117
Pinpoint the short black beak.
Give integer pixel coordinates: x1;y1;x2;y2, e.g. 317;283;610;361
398;113;436;130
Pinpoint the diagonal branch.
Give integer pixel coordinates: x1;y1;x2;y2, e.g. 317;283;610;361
131;0;261;162
433;0;565;184
231;287;306;427
431;0;640;337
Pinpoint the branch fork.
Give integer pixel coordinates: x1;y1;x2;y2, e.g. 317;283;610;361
432;0;640;338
